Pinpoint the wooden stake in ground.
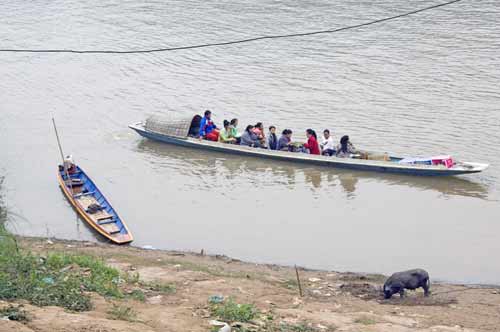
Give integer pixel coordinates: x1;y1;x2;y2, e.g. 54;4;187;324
295;265;303;297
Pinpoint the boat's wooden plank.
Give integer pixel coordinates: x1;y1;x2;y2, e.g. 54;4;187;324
92;210;113;221
75;196;113;220
73;191;96;198
75;196;97;209
98;218;115;225
97;214;114;221
101;223;121;234
112;233;133;243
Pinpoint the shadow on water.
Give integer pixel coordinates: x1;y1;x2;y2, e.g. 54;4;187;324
135;139;490;200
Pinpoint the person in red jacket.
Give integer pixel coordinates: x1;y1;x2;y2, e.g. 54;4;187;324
303;129;320;155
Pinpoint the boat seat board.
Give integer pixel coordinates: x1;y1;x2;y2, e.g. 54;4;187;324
97;215;114;221
98;218;115;225
101;223;121;234
73;191;96;198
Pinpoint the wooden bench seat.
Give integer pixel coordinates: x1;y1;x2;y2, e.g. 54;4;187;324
101;223;121;234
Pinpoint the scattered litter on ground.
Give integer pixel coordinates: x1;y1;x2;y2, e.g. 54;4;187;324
209;295;225;304
210;319;231;332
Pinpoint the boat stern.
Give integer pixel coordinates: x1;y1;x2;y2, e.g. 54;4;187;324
459;162;489;173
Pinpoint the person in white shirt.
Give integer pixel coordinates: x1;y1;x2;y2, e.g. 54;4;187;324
320;129;336;156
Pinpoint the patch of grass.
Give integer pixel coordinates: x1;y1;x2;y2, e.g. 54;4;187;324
124;271;140;284
278;322;336;332
0;224;124;311
127;289;146;302
282;279;298;290
107;304;138;322
210;297;258;323
354;316;376;325
141;280;176;294
0;304;30;322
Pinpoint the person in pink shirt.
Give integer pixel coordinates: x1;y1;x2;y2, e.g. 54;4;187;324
251;122;266;147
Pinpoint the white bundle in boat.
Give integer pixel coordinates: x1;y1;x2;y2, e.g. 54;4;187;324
145;114;192;138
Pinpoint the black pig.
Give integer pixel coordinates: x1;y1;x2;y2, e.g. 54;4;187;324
383;269;430;299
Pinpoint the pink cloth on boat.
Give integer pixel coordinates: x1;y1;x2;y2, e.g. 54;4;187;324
399;155;454;168
431;155;454;168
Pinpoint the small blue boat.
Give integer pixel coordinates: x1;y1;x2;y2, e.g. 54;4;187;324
57;164;133;244
129;114;489;177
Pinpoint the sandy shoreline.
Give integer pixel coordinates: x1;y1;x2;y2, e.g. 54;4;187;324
1;236;500;332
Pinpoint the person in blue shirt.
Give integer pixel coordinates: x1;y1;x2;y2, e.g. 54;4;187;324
267;125;278;150
199;110;219;141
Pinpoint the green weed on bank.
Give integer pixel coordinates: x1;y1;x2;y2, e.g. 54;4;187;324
210;297;259;323
0;225;124;311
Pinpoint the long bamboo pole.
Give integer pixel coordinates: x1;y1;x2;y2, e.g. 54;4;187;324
52;118;73;195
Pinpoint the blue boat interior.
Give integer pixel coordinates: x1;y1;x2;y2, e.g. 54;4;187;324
59;166;128;236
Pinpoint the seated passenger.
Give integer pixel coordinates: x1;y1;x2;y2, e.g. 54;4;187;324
320;129;336;156
63;155;77;174
199;110;219;141
188;115;202;137
229;118;241;138
336;135;357;158
219;120;237;144
252;122;266;147
303;129;320;155
277;129;293;151
240;125;261;147
267;125;278;150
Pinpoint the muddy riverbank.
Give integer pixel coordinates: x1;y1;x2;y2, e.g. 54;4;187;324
2;236;499;332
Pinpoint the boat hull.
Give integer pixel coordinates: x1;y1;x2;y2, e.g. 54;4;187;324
129;123;488;177
58;166;133;244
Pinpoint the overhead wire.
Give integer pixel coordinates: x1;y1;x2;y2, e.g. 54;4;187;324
0;0;464;54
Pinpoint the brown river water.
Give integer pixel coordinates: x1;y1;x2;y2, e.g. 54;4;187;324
1;0;499;284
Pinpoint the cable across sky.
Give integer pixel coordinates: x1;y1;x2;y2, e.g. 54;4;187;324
0;0;464;55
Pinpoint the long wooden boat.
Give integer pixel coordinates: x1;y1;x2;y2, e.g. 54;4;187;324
57;164;133;244
129;115;488;177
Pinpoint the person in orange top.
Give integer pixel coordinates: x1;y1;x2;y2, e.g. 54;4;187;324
303;129;320;155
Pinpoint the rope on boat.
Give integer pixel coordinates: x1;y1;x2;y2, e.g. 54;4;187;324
0;0;464;55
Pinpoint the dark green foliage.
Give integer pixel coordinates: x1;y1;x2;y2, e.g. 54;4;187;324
210;297;258;323
0;226;123;311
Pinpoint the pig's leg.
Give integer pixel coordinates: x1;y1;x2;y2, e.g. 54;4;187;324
423;279;430;297
399;289;405;298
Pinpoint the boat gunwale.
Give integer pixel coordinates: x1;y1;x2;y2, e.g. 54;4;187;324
129;122;488;175
57;167;133;244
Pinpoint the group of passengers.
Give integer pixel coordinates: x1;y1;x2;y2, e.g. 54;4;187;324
198;110;358;158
